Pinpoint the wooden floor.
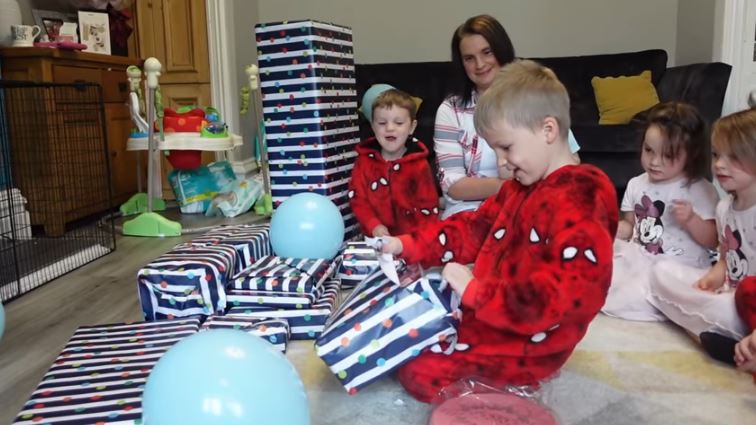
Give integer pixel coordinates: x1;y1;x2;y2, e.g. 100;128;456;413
0;213;265;424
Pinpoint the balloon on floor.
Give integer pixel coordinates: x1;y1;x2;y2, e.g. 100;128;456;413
270;192;345;259
142;329;310;425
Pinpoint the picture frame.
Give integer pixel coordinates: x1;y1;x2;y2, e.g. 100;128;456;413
77;10;111;55
32;9;78;43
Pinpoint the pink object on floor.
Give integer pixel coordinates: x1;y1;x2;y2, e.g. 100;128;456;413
429;393;558;425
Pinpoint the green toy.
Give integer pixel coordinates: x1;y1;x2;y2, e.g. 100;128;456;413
123;57;182;237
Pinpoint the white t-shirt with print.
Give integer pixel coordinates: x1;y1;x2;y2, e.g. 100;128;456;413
715;195;756;288
621;173;719;267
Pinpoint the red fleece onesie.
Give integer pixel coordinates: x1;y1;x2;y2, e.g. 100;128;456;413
396;164;618;402
348;137;439;236
736;278;756;331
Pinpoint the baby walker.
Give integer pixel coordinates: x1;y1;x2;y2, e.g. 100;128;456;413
121;58;243;237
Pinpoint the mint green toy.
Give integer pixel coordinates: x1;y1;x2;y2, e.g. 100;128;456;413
123;58;182;237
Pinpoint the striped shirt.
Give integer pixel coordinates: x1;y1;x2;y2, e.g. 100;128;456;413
434;93;499;218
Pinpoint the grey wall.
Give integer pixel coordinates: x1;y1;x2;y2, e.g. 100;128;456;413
676;0;717;65
257;0;680;64
230;0;259;160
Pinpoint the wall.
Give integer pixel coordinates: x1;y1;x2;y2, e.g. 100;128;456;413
676;0;717;65
257;0;680;64
230;0;258;160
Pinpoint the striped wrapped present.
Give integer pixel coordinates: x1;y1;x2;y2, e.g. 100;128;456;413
12;318;200;425
226;257;337;309
255;19;360;239
137;243;236;321
200;316;290;352
337;241;402;288
227;278;340;340
230;256;334;293
189;224;272;276
315;268;461;394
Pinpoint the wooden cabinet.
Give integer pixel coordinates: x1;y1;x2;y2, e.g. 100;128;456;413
0;48;141;234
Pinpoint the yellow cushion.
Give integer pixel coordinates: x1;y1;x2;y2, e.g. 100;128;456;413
591;70;660;125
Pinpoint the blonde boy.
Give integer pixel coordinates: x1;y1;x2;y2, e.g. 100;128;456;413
381;60;619;402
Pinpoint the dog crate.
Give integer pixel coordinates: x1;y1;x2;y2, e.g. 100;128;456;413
0;81;115;302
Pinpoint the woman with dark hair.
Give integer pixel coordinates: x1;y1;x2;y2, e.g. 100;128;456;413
435;14;579;218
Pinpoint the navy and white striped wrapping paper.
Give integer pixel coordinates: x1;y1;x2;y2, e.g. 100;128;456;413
315;268;461;394
337;242;403;289
255;20;360;243
12;318;200;425
189;224;272;276
230;256;334;294
137;244;236;321
227;257;337;309
200;316;290;352
227;279;340;340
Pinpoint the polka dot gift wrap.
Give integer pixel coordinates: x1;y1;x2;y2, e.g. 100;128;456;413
315;267;461;394
12;318;200;424
255;19;361;239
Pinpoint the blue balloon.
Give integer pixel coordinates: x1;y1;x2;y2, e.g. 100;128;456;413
0;301;4;341
142;329;309;425
270;193;344;259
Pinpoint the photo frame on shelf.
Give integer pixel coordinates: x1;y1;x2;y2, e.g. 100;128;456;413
32;9;77;43
77;10;111;55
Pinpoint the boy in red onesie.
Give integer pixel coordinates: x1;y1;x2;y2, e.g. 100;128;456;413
381;60;618;402
349;87;439;237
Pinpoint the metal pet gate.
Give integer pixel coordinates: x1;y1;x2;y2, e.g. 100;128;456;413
0;81;115;302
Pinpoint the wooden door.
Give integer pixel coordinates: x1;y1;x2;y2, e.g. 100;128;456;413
135;0;210;84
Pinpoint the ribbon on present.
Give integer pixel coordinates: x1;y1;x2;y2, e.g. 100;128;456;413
315;266;461;394
228;279;341;340
137;243;236;321
200;316;290;352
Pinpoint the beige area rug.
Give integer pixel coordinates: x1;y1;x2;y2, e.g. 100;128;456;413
287;314;756;425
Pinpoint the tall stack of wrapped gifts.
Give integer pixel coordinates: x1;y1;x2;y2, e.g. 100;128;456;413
12;318;200;424
255;19;361;240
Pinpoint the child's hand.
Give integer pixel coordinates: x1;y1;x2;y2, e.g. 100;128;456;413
380;236;403;255
695;273;725;292
442;262;474;296
735;331;756;372
372;225;390;237
671;199;695;227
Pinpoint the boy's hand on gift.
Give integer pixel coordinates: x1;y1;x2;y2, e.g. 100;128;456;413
442;262;473;296
671;199;695;227
380;236;403;255
735;331;756;372
372;225;390;237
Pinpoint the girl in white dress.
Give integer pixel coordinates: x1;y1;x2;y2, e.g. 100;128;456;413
602;102;719;321
649;108;756;368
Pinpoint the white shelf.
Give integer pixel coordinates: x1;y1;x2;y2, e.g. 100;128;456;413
127;132;243;151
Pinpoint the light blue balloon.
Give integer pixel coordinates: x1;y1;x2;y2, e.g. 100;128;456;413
270;193;344;259
0;301;4;341
142;330;309;425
